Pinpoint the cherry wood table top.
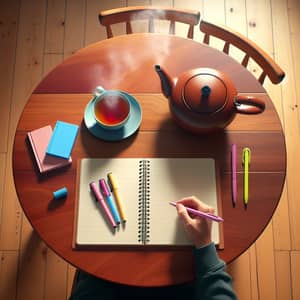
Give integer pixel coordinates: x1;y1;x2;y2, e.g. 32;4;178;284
13;33;286;287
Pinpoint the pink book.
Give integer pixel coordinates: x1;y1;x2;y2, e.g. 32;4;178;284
27;125;72;173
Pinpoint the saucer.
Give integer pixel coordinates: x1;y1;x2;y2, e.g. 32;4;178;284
84;92;142;141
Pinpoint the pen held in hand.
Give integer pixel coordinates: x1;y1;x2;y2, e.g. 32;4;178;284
169;202;224;223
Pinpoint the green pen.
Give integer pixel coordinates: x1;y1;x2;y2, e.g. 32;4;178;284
242;148;251;206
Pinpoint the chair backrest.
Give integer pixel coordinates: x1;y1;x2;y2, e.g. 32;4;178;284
99;6;200;39
199;20;285;85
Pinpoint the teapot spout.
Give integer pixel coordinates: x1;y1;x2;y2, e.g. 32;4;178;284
154;65;173;97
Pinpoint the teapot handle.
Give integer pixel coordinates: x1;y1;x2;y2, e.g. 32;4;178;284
234;95;265;114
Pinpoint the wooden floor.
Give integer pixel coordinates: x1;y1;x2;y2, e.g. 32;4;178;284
0;0;299;299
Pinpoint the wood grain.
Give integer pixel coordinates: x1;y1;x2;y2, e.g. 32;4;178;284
255;223;276;299
0;154;6;229
0;157;22;251
275;251;292;300
268;0;291;254
17;218;47;300
272;185;291;250
227;251;251;300
67;265;76;298
249;244;259;300
44;249;68;300
291;251;300;300
34;34;266;94
0;0;19;153
273;0;300;250
0;251;18;300
85;0;127;45
45;0;65;54
244;3;282;297
64;0;86;57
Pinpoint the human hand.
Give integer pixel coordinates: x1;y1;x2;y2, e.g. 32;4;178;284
176;196;214;248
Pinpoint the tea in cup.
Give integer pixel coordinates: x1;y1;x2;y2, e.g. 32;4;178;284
93;88;130;130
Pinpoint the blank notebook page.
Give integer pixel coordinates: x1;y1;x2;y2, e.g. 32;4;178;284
148;158;218;245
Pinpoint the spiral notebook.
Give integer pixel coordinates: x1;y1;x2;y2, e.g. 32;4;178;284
73;158;223;248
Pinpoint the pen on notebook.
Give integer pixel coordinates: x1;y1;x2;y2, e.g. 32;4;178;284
99;179;121;224
231;144;237;206
89;181;117;229
169;202;224;223
242;147;251;207
107;172;126;223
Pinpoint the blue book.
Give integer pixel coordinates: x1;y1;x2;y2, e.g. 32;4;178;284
46;121;79;159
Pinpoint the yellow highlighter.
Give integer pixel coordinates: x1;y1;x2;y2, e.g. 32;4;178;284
107;172;127;222
242;147;251;206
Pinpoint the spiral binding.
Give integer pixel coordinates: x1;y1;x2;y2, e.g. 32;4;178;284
138;160;150;244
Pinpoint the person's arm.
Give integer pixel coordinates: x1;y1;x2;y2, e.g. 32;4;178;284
176;196;237;300
193;243;237;300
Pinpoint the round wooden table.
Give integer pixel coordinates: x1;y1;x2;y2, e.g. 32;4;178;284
13;33;286;287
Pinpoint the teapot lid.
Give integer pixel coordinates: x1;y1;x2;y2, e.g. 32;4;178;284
183;72;227;113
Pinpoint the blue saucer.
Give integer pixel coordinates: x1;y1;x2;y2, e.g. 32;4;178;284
84;92;142;141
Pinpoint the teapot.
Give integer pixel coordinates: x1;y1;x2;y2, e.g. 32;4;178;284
155;65;265;133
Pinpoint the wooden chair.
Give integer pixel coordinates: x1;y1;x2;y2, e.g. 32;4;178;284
199;20;285;85
99;6;200;39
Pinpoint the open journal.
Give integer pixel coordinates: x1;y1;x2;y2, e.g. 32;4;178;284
73;158;223;248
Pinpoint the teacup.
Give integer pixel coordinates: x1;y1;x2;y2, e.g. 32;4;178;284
93;87;131;130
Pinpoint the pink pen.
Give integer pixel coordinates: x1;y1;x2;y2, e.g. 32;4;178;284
231;144;237;206
89;181;117;228
170;202;224;222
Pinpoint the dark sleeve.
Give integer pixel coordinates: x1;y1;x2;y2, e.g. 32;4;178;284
193;243;237;300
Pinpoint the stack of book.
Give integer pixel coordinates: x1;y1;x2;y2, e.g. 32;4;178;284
27;121;79;173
